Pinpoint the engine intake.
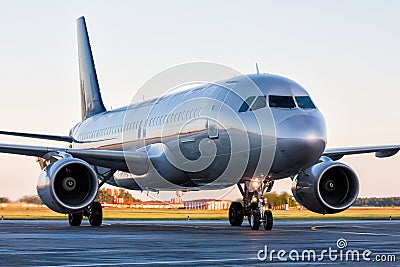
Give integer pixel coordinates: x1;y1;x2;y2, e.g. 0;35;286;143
37;158;98;213
292;160;359;214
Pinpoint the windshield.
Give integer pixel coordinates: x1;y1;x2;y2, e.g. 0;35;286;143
269;95;296;108
295;96;316;109
238;96;256;112
250;96;267;111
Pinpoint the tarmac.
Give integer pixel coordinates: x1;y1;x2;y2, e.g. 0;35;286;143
0;219;399;266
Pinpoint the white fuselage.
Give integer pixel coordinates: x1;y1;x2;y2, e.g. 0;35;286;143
70;74;327;191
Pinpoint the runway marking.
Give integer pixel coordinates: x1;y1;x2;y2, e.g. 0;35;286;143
0;249;125;256
41;257;259;267
311;225;400;237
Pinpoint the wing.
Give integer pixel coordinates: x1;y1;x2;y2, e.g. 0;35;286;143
0;143;148;175
0;130;73;142
323;145;400;160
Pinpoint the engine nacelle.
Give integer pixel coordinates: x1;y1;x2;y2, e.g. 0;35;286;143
37;158;98;213
292;160;359;214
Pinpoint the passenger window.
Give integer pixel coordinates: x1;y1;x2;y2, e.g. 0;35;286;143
295;96;316;109
269;95;296;108
239;96;256;112
251;96;267;111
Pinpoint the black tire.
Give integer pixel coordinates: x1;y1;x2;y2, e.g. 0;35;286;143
229;202;244;226
89;201;103;226
68;212;83;226
263;210;273;230
249;209;261;230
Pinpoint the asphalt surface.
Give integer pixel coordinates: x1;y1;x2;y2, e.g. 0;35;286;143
0;219;399;266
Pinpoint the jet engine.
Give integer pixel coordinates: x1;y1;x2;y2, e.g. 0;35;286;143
292;160;359;214
37;158;98;213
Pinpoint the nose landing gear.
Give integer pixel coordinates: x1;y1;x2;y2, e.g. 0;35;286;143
229;180;274;230
229;201;244;226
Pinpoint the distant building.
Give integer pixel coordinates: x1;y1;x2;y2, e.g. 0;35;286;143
271;203;289;210
183;199;231;210
101;191;232;210
130;201;173;209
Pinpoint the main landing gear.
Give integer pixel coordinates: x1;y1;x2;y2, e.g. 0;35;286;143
68;201;103;227
229;180;274;231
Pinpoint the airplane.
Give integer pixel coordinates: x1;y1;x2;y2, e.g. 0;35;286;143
0;16;399;230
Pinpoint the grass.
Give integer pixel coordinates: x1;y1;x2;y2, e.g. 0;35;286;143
0;206;399;220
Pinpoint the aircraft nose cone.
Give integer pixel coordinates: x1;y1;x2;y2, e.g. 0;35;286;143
277;115;326;168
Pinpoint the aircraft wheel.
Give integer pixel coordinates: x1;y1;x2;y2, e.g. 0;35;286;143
249;209;261;230
68;212;83;226
229;202;244;226
88;201;103;226
263;210;273;230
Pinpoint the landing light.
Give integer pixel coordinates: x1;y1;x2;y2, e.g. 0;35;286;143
251;179;260;190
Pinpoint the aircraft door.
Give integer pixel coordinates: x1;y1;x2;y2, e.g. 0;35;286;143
207;84;230;139
208;118;219;139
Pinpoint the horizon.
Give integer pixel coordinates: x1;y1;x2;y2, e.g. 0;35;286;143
1;1;400;200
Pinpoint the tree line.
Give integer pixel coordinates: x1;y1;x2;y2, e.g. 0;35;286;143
97;188;141;203
0;195;42;204
263;192;298;207
353;197;400;207
0;189;140;204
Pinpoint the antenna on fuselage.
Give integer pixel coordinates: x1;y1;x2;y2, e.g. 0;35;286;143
255;63;260;75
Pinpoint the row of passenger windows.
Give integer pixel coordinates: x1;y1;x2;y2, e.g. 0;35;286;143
238;95;315;112
78;108;202;141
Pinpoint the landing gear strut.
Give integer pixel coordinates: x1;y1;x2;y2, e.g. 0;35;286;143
68;201;103;227
231;180;274;230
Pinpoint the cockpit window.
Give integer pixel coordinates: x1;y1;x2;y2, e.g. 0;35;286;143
250;96;267;111
269;95;296;108
238;96;256;112
295;96;316;109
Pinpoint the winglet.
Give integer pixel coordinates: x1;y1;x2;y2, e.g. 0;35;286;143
77;16;106;120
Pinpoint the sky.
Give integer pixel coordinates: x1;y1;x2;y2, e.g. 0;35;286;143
0;1;400;201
